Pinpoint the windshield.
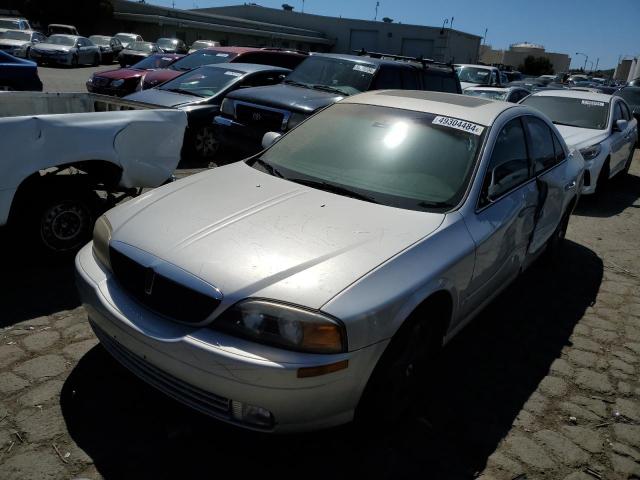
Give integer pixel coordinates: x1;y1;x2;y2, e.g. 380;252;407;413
464;89;507;101
0;20;20;29
191;41;214;49
115;34;137;43
89;35;110;46
456;66;492;85
522;96;609;130
132;55;178;70
616;89;640;106
128;42;154;52
159;66;241;98
2;30;30;41
253;104;483;211
46;35;75;46
158;38;178;48
170;49;237;71
285;56;377;95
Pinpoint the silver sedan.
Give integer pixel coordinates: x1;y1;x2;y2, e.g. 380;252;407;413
75;91;584;432
29;34;100;66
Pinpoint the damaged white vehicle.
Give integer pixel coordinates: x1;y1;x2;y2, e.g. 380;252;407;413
77;91;584;432
0;92;187;254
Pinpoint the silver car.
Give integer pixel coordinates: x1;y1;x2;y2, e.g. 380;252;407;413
76;91;584;432
0;29;47;58
30;34;101;67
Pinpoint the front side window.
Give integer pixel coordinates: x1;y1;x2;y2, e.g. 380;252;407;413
524;116;557;173
521;95;610;130
170;49;237;71
285;56;377;95
253;103;484;211
481;118;530;206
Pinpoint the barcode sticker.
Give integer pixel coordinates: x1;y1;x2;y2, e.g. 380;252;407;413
353;64;376;75
581;100;605;107
224;71;242;76
216;53;229;57
432;116;484;136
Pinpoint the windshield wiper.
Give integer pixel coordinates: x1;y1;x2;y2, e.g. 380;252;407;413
417;200;454;210
310;84;349;96
163;88;204;97
283;79;312;89
551;121;576;127
252;158;284;178
290;178;378;203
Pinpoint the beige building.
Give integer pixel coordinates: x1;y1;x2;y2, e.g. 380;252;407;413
479;42;571;73
195;4;481;63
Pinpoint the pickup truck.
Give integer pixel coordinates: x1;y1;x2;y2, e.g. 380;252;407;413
0;92;187;255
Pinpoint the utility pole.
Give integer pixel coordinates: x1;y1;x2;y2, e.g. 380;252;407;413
482;28;488;46
575;52;588;72
594;57;599;72
375;1;379;21
301;0;305;13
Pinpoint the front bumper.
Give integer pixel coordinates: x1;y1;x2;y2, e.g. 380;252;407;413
30;50;72;65
86;81;135;97
75;243;385;433
581;151;608;195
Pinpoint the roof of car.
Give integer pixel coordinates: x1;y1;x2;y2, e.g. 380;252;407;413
309;53;454;72
455;64;497;69
46;34;80;40
343;90;521;126
530;89;612;103
464;86;526;92
4;29;37;35
48;24;76;28
202;46;261;54
202;63;291;74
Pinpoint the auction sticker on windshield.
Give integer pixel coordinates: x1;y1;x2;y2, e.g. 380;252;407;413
216;53;229;57
353;64;376;75
224;71;242;77
581;100;606;107
432;116;484;136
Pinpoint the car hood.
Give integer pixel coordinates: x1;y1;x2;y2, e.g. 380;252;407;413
106;162;445;310
121;50;148;57
94;68;145;80
34;43;73;52
0;39;28;47
125;88;202;107
228;83;343;113
141;68;181;87
554;124;609;150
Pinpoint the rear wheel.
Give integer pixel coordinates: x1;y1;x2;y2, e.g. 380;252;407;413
622;149;635;176
92;53;100;66
546;207;571;262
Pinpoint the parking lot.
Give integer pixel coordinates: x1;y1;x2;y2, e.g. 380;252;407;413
1;65;639;480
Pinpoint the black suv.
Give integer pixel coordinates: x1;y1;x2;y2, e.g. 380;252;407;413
214;52;461;155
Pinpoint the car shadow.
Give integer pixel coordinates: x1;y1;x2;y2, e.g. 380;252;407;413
0;231;80;327
60;240;602;480
574;170;640;218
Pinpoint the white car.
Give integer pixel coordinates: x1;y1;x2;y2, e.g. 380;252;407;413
455;64;504;90
29;34;101;67
522;90;638;194
463;86;530;103
114;32;143;49
188;40;221;54
0;29;47;58
0;16;31;34
76;91;583;432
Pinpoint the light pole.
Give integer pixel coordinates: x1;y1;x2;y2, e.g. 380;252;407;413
440;18;449;34
482;28;488;46
301;0;305;13
575;52;588;72
587;60;594;73
594;57;599;72
374;1;379;21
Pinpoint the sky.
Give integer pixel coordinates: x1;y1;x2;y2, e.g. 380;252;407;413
147;0;640;70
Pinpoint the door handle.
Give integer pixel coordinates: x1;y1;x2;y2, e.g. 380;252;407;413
564;181;576;191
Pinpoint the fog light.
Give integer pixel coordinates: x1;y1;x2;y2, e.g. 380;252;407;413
230;400;274;428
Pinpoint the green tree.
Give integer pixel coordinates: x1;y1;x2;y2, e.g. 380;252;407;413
16;0;113;33
518;55;555;76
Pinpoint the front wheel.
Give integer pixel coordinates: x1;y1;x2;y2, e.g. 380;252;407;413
622;149;635;176
92;53;100;66
71;55;78;68
192;126;219;161
595;158;610;195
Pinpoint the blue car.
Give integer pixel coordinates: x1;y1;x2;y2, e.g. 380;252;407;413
0;50;43;91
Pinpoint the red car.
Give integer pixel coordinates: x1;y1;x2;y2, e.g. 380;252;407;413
141;46;307;90
86;53;184;97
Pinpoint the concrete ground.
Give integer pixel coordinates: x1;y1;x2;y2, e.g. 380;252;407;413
0;66;639;479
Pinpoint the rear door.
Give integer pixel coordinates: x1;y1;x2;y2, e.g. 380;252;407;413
522;115;571;254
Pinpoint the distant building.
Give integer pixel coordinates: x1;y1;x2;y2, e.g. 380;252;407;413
479;42;571;73
194;4;481;63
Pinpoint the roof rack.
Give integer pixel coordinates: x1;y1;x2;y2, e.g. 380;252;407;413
354;49;454;71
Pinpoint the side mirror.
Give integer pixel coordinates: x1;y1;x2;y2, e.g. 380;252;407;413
614;119;628;132
262;131;282;149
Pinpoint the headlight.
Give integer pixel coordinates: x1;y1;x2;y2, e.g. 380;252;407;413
86;76;93;84
213;299;347;354
111;79;125;87
287;112;308;130
579;144;602;160
92;215;112;270
220;98;235;117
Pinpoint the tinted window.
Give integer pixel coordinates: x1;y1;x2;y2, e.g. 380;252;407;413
257;103;483;211
400;69;419;89
239;71;286;87
286;56;376;95
422;73;459;93
240;52;305;70
373;68;402;89
481;118;529;205
616;88;640;106
131;55;179;70
525;117;557;173
620;101;631;121
521;95;609;130
159;66;241;98
613;102;624;124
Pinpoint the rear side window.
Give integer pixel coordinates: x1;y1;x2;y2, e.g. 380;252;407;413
400;69;419;89
524;116;557;173
480;118;530;206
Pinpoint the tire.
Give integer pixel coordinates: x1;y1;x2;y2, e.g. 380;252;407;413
545;207;571;262
12;178;98;257
71;55;78;68
622;149;634;176
92;53;100;67
595;158;610;195
192;126;219;160
356;308;446;428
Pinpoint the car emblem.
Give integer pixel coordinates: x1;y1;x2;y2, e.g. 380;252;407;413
252;112;262;121
144;268;156;296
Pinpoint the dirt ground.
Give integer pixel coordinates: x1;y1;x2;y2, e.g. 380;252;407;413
0;146;639;479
